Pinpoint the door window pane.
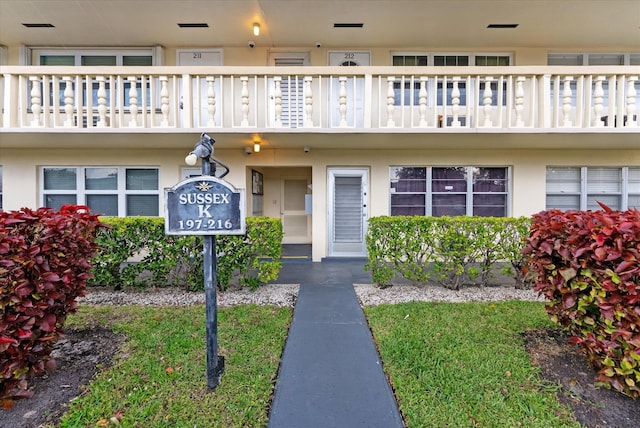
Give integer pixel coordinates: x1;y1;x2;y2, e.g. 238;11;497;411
44;168;77;190
85;168;118;190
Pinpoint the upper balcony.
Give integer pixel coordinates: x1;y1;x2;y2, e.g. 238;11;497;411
1;66;639;143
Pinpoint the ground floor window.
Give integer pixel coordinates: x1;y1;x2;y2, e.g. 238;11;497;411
546;166;640;211
41;167;159;216
390;166;509;217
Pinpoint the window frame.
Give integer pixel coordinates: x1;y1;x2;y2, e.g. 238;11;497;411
545;166;639;211
389;165;511;217
40;166;160;217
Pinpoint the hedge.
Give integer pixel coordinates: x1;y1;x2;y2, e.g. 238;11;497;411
90;216;283;291
365;216;532;289
1;205;104;406
523;206;640;398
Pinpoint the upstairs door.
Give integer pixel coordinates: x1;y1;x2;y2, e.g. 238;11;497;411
269;52;310;127
328;168;369;257
176;49;223;127
328;51;370;127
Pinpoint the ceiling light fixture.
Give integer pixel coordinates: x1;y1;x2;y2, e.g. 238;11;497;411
253;23;260;36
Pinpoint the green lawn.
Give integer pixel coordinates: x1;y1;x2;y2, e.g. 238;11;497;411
61;305;291;428
58;301;582;427
365;300;581;428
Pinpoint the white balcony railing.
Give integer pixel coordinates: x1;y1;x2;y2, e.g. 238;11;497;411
1;66;638;131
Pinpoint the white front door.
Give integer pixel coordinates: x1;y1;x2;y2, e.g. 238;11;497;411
328;168;369;257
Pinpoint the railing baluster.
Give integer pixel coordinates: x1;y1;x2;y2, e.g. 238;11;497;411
626;76;638;127
386;76;395;127
160;75;170;127
338;76;347;127
304;76;314;127
206;76;216;128
240;76;250;127
418;76;428;127
273;76;282;127
451;76;461;127
483;77;493;127
127;75;138;127
96;76;108;127
593;76;605;127
561;76;573;127
60;76;74;127
29;76;42;127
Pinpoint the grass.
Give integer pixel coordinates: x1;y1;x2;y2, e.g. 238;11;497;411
365;300;582;428
60;304;292;427
57;301;584;427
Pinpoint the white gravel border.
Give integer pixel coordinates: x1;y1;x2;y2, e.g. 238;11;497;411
79;282;543;308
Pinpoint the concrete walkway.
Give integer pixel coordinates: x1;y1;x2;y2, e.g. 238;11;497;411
268;259;405;428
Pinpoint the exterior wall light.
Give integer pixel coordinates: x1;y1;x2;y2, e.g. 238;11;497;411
253;142;261;152
253;23;260;36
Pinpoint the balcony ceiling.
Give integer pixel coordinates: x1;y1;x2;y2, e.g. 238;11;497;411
1;0;639;50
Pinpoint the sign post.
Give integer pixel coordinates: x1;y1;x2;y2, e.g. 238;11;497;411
164;133;245;389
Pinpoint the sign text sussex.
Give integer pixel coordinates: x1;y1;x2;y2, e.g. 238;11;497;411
165;176;245;235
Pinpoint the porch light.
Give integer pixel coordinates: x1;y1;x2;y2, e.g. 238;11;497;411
253;23;260;36
253;142;261;152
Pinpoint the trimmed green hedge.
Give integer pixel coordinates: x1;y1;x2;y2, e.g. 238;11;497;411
365;216;532;289
90;216;282;291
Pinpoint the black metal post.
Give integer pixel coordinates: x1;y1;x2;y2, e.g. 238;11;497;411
201;148;224;389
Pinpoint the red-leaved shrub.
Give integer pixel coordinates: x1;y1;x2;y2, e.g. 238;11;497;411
523;204;640;398
0;205;104;408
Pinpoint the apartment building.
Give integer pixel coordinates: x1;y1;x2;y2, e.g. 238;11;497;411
1;0;638;261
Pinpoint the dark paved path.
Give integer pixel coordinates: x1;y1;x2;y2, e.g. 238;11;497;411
268;260;405;428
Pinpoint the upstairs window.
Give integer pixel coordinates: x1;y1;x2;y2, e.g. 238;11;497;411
391;53;510;107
